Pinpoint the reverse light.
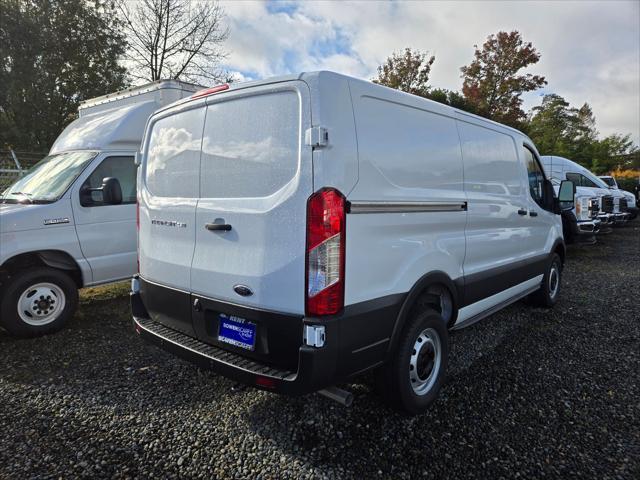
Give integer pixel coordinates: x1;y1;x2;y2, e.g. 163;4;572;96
305;188;346;316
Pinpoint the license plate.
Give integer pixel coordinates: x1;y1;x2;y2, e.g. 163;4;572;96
218;314;256;351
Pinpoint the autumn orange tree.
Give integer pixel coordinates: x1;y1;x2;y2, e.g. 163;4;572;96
373;48;435;98
460;31;546;128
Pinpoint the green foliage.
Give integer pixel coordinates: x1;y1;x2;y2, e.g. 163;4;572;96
527;94;638;174
373;48;435;98
0;0;128;151
372;49;477;113
460;31;546;128
426;88;477;113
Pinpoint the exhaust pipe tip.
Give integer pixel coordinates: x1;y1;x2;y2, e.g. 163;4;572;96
318;386;354;407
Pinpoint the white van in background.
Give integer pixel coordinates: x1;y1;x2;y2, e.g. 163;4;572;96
0;80;203;337
542;156;631;227
599;175;638;220
131;71;574;414
540;156;602;243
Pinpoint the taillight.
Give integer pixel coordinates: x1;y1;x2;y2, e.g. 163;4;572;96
305;188;346;316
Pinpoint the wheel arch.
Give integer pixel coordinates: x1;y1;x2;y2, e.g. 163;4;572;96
1;250;84;288
552;238;566;266
386;271;460;357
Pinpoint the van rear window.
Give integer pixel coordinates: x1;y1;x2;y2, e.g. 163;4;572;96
200;91;300;198
146;107;205;198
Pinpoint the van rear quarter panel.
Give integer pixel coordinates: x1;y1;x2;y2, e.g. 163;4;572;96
344;80;467;306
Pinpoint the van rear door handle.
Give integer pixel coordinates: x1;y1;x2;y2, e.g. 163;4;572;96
518;209;528;215
205;223;232;231
529;211;538;217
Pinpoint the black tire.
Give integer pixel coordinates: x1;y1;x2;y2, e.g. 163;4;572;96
0;267;78;337
527;253;562;308
375;308;449;415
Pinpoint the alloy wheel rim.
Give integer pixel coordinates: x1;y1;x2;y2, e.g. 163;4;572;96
409;327;442;396
17;282;66;326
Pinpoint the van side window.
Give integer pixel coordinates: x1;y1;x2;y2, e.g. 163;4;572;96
457;121;523;197
81;156;136;206
566;172;598;188
146;108;205;198
523;147;545;208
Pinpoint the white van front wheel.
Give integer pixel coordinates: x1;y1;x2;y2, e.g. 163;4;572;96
0;267;78;337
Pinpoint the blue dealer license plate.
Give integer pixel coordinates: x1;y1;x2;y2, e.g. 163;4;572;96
218;314;256;351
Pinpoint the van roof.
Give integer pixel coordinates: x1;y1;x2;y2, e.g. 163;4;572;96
79;79;203;114
50;101;161;154
153;71;532;143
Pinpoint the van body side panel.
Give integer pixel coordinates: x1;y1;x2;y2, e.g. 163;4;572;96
345;81;467;316
519;144;563;267
456;119;534;305
304;72;359;195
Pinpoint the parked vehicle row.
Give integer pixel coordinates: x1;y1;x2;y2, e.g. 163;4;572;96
541;156;637;244
0;72;634;415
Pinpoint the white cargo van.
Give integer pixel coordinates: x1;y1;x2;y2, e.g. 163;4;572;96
131;72;575;414
540;156;602;243
598;175;638;220
542;156;631;226
0;80;202;337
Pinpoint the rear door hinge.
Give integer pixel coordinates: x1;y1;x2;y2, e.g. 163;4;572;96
305;126;329;148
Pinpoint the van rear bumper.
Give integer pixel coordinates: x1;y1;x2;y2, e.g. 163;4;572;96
132;313;339;396
131;278;402;395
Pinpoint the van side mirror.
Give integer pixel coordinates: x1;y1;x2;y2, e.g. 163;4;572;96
558;180;575;211
80;177;122;206
101;177;122;205
134;151;142;167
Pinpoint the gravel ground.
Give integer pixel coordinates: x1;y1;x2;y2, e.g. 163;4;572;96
1;221;639;479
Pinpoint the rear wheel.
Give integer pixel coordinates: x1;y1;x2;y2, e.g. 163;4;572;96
0;267;78;337
375;308;449;415
528;253;562;308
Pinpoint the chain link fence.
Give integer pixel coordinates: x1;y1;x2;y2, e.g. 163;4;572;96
0;150;46;192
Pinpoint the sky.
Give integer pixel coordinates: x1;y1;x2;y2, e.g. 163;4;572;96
218;0;640;145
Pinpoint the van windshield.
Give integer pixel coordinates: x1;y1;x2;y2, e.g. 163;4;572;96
600;177;616;187
1;151;97;204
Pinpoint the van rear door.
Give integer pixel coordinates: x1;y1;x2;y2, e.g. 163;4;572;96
190;82;313;317
138;106;205;335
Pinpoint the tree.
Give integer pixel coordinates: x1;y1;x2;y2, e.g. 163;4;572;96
527;93;638;173
0;0;128;151
373;48;435;98
592;134;639;173
117;0;229;84
427;88;477;113
461;31;546;128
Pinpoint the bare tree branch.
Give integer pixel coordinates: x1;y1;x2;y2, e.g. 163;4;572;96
117;0;229;84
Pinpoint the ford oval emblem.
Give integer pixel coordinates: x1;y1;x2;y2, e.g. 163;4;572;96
233;285;253;297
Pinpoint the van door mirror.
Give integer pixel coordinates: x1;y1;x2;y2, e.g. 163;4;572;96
101;177;123;205
558;180;575;210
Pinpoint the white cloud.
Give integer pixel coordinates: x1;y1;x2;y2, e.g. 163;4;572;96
220;0;640;144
